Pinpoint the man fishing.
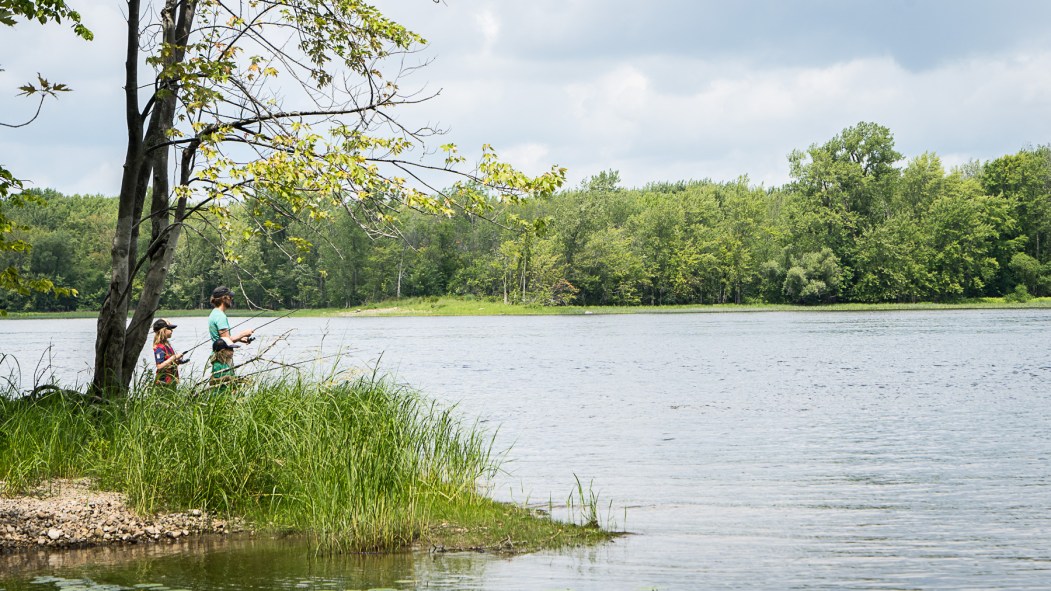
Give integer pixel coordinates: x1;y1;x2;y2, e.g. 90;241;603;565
208;286;255;346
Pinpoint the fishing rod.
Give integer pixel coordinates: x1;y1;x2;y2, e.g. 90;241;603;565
178;307;301;358
189;351;348;390
235;352;349;380
246;308;302;335
195;328;294;380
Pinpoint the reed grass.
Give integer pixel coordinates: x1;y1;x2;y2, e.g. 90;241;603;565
0;390;111;488
0;375;614;553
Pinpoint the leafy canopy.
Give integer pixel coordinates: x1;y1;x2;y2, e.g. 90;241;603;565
0;0;88;307
152;0;565;258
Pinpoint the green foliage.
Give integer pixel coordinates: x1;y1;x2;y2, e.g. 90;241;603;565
1005;283;1032;303
0;0;92;38
7;126;1051;311
982;146;1051;266
1;0;91;312
584;169;622;192
1004;249;1046;292
0;190;111;311
782;248;844;304
0;189;81;311
924;176;1016;299
787;121;903;255
573;227;647;305
897;152;946;213
0;376;501;552
851;213;931;303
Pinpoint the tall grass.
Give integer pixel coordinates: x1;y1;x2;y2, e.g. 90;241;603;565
0;390;111;487
0;375;501;552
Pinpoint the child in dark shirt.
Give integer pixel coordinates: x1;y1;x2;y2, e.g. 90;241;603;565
152;318;183;385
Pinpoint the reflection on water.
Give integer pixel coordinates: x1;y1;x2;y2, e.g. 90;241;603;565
2;309;1051;590
1;535;488;590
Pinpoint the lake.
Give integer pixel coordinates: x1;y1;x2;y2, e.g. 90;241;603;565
2;309;1050;590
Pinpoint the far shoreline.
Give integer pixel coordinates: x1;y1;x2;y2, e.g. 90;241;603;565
4;296;1051;320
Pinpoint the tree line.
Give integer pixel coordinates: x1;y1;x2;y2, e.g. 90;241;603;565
3;123;1050;312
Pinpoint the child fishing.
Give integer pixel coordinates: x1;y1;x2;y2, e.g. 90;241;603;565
152;318;185;385
209;338;241;393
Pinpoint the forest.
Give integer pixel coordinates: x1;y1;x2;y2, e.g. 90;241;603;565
3;123;1050;312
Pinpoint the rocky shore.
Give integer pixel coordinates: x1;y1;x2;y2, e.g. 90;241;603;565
1;478;237;551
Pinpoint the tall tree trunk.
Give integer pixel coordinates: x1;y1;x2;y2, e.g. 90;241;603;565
93;0;197;396
120;0;197;378
121;151;186;376
92;0;144;396
396;252;403;298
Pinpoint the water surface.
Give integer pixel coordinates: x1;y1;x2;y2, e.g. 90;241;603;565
2;309;1050;590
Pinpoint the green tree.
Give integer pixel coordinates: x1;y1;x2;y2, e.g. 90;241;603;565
785;122;903;285
896;152;946;214
315;211;374;307
982;147;1051;262
849;153;950;303
0;0;90;309
782;248;844;305
90;1;566;394
627;191;685;305
573;227;647;305
487;230;565;304
0;190;117;311
585;169;622;193
1008;252;1045;295
711;179;769;304
925;175;1016;299
161;220;222;309
851;214;932;302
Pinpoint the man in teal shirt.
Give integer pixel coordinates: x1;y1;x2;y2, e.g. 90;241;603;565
208;286;254;345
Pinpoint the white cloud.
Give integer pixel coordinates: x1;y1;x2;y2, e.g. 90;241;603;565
2;2;1050;195
566;65;651;147
499;142;554;177
473;8;501;55
545;50;1051;188
70;162;122;197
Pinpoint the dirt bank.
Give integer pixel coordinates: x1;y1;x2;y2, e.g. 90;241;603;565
1;479;237;552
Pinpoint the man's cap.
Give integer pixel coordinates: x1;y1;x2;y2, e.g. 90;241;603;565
152;318;177;332
212;339;241;352
211;286;233;299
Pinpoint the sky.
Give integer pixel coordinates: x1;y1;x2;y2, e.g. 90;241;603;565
2;0;1051;195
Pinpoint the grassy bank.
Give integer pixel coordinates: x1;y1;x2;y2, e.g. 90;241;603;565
6;296;1051;320
0;377;614;553
0;309;294;320
319;295;1051;317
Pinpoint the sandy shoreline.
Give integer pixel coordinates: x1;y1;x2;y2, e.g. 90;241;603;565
1;479;237;552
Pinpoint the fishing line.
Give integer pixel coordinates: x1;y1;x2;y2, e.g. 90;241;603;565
181;307;300;356
189;351;349;390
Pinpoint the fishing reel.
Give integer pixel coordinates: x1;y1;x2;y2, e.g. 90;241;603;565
244;336;256;344
176;351;191;364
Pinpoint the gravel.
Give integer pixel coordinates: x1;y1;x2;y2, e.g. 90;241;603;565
0;478;239;552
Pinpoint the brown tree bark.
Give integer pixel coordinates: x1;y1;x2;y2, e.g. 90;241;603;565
92;0;197;396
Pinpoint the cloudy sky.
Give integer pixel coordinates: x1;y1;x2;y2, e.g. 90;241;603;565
2;0;1051;195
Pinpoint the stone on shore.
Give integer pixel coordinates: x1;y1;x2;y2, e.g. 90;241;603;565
1;478;239;551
